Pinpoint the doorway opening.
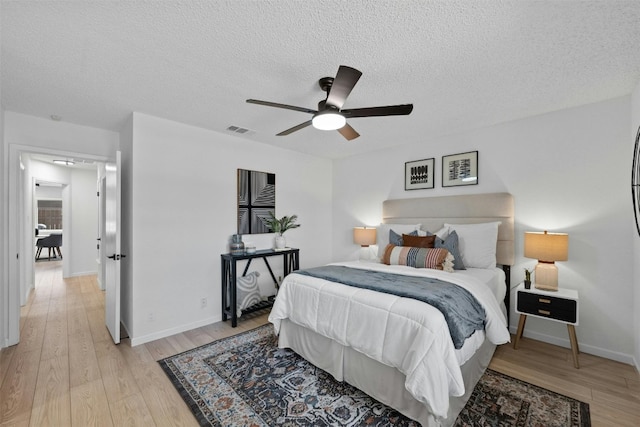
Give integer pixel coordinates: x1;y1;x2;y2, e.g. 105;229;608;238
5;145;110;348
34;181;64;263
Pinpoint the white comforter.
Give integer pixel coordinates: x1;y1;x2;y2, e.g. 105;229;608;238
268;261;510;419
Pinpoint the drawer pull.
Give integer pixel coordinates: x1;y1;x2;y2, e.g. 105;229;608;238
538;298;551;304
538;309;551;315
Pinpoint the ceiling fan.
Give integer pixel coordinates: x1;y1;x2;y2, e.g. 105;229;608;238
246;65;413;141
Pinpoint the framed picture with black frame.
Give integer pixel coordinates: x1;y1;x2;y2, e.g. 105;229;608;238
237;169;276;234
405;158;435;190
442;151;478;187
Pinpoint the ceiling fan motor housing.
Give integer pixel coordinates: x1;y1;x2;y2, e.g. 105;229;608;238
318;77;334;93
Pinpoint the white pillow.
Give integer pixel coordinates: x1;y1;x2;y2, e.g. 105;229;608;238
376;223;421;259
236;271;262;316
444;222;501;269
432;226;450;240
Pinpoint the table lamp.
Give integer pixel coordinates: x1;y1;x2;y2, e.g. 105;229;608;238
524;231;569;291
353;227;377;260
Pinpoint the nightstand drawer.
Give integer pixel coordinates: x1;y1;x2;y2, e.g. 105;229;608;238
517;291;577;323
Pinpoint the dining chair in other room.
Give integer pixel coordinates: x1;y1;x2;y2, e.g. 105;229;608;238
35;233;63;261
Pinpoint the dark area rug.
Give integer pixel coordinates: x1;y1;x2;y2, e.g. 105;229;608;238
159;324;590;427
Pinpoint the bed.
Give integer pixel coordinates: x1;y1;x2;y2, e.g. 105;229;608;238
268;193;514;426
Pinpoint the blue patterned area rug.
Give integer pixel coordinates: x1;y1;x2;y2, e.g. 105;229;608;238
159;324;590;427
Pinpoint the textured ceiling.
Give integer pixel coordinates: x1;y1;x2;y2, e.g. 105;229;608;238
2;1;640;159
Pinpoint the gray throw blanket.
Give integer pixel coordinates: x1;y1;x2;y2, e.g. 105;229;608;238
295;265;485;349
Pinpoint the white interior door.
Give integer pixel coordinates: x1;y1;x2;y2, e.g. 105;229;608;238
105;151;122;344
98;177;106;291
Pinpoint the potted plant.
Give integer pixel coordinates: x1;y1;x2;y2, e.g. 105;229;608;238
524;268;532;289
266;212;300;249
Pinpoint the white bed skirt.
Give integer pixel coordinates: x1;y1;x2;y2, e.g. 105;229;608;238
277;319;496;427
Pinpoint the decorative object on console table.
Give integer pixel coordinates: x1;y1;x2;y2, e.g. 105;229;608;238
405;157;435;190
524;230;569;291
229;234;245;255
524;268;532;289
442;150;478;187
265;211;300;249
353;226;377;260
221;248;300;327
513;283;580;368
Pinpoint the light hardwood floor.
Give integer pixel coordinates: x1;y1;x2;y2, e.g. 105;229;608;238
1;261;638;426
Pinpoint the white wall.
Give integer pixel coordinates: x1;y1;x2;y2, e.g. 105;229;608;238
0;44;5;346
333;96;635;364
4;112;119;158
631;81;640;370
126;113;333;345
68;168;100;275
35;184;63;200
120;115;134;337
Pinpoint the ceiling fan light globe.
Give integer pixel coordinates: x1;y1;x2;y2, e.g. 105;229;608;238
312;112;346;131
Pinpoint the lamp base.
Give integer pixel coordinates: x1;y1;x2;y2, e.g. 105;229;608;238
534;262;558;291
358;246;374;261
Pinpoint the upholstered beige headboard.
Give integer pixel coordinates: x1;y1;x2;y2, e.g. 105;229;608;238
382;192;514;266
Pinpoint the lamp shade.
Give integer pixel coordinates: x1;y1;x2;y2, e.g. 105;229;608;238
353;227;377;247
524;231;569;262
312;111;346;130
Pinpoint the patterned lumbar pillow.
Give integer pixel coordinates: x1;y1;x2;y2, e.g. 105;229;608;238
237;271;262;316
382;244;454;272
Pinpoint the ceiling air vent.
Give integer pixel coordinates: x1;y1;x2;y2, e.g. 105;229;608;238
226;125;255;136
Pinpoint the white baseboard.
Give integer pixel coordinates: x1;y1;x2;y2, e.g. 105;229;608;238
508;325;635;366
69;270;98;278
130;315;223;347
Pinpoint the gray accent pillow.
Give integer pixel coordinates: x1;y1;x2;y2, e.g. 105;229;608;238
236;271;262;316
389;229;418;246
435;230;466;270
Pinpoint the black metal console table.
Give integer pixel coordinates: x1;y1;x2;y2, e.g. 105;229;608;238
221;248;300;327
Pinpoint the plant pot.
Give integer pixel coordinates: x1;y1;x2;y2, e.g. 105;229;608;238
275;234;286;249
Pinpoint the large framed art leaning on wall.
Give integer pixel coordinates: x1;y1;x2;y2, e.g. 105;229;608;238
237;169;275;235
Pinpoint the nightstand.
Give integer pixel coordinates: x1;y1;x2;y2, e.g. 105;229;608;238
513;283;580;368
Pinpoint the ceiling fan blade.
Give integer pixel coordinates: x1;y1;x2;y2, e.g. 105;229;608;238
337;123;360;141
342;104;413;118
277;120;313;136
325;66;362;109
246;99;316;114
